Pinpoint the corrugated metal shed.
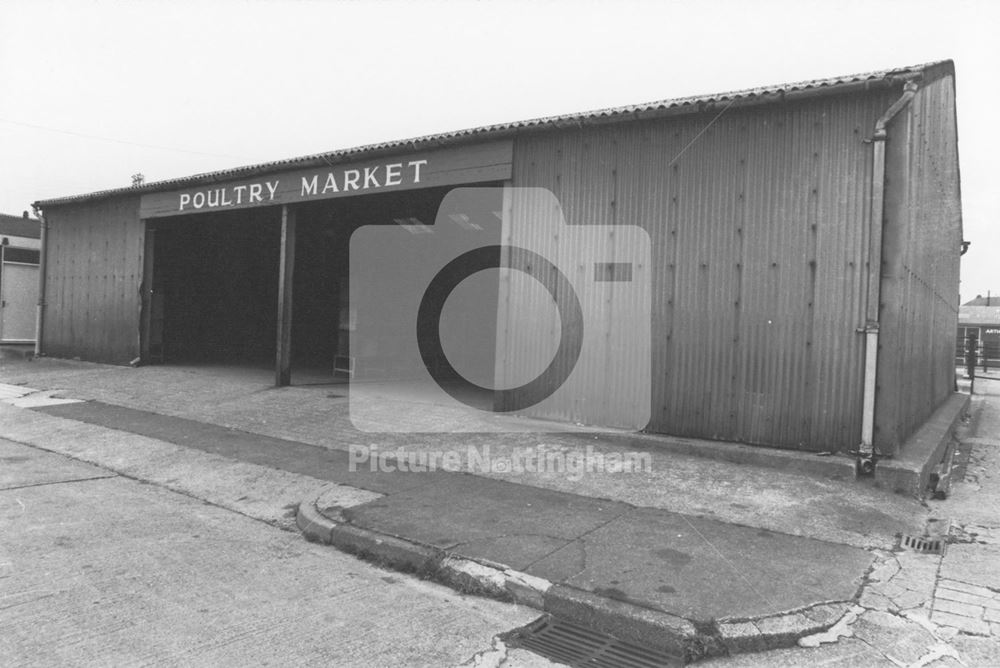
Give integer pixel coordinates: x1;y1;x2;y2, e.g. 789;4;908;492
31;59;962;455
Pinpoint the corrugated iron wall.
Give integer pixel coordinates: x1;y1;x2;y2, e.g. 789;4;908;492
42;196;144;363
496;187;652;429
875;70;962;454
507;89;899;450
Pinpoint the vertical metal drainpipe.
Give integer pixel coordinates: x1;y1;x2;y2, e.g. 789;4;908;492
31;206;47;358
858;80;919;472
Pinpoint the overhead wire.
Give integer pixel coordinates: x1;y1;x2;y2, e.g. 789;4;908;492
0;117;247;160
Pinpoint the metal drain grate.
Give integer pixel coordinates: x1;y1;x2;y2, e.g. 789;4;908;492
900;534;946;554
509;617;682;668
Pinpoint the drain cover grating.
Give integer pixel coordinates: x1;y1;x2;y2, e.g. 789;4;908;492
900;534;946;554
509;617;682;668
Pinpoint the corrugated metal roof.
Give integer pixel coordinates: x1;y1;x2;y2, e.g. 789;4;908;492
34;60;949;209
960;306;1000;326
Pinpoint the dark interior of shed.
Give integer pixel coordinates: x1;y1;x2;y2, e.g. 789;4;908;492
152;207;281;364
291;183;502;381
291;188;459;373
150;182;503;386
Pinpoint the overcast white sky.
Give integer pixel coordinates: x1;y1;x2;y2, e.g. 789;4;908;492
1;0;996;300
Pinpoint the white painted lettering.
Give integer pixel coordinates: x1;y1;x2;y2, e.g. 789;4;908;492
301;175;318;196
384;163;403;186
322;172;339;194
174;157;437;213
408;159;428;183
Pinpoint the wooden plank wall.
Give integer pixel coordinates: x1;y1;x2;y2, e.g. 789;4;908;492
41;195;144;364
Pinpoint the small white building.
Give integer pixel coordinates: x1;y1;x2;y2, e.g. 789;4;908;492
0;212;41;343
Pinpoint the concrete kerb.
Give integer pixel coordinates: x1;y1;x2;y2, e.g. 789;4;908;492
541;583;709;661
295;490;856;663
874;392;971;497
715;602;853;655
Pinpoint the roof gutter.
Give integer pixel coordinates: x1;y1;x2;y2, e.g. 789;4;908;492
857;79;919;474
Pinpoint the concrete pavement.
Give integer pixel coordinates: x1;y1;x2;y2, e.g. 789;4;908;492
0;357;930;549
0;363;878;661
0;437;546;667
2;357;998;665
6;393;874;659
695;375;1000;667
313;477;871;621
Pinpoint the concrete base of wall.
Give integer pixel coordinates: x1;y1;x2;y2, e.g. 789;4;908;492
0;344;34;360
874;392;970;497
618;432;858;481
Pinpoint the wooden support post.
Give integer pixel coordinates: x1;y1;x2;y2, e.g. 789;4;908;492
275;205;296;386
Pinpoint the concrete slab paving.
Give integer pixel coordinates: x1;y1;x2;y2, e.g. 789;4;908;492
34;400;442;497
0;443;540;667
23;397;876;629
939;543;1000;592
0;438;112;490
698;637;896;667
0;404;379;533
949;634;1000;667
3;365;880;648
0;357;928;551
11;357;995;664
304;485;876;657
524;507;873;621
849;610;939;665
0;382;31;399
343;474;632;570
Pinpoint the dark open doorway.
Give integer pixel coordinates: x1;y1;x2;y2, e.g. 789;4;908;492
143;183;504;390
290;183;503;384
149;208;280;365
